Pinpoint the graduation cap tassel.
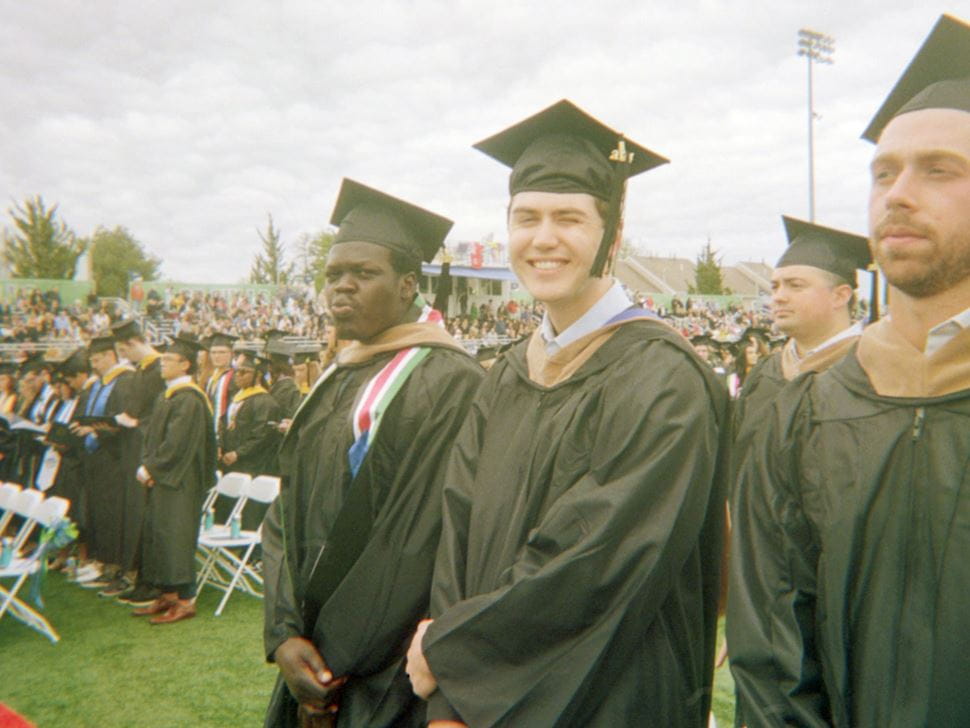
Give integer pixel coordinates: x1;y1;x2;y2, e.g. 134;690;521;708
590;139;634;278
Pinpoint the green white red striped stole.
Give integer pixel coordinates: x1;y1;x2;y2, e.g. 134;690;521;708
347;302;442;477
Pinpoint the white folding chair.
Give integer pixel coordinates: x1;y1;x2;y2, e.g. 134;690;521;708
194;472;252;586
196;474;279;616
0;483;23;537
3;489;44;552
0;495;71;643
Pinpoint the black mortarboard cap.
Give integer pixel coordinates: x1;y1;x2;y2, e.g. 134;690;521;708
164;334;204;362
263;329;288;342
475;99;668;199
330;178;453;264
88;332;116;354
55;349;90;377
290;340;323;364
690;334;716;347
265;338;294;364
111;318;142;341
474;99;668;276
778;216;872;285
207;331;238;350
235;349;270;371
18;352;49;375
862;14;970;142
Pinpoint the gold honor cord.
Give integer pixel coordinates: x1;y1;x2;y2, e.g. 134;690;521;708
590;138;635;278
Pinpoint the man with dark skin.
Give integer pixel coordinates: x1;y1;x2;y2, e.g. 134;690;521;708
263;180;482;728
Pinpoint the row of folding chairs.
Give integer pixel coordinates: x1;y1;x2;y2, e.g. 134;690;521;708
0;483;71;642
195;471;280;616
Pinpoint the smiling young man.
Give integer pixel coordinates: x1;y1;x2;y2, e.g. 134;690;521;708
406;100;729;727
262;179;482;728
728;15;970;727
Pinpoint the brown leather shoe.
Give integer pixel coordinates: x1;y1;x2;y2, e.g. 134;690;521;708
132;594;178;617
149;599;196;625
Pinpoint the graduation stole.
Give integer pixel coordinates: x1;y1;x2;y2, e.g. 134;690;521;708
82;366;131;452
29;384;54;422
138;352;161;370
227;385;267;428
346;301;443;478
209;369;233;420
166;381;214;415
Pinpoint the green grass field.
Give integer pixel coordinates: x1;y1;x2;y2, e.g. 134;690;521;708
1;573;735;727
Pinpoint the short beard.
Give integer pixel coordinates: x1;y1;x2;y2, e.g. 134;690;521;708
874;223;970;298
878;246;970;298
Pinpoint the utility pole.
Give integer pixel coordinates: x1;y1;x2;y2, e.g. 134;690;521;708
797;28;834;222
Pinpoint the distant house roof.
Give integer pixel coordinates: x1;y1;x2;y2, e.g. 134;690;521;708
615;255;772;297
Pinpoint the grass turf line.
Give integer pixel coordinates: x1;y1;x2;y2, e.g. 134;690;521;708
1;572;736;726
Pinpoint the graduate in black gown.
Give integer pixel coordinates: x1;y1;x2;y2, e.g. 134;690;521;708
220;348;282;479
406;101;728;727
70;332;136;586
132;334;217;625
262;179;483;728
265;338;303;419
728;16;970;726
108;318;166;597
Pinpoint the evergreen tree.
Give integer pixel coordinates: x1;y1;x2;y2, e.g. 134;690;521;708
2;196;87;278
690;238;730;295
307;229;336;291
250;214;293;285
88;226;162;297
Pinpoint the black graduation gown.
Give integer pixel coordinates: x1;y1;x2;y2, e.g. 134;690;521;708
423;320;729;727
221;391;282;478
269;376;302;419
45;398;85;504
727;351;970;727
140;385;217;587
120;356;166;571
81;369;137;566
729;353;785;494
262;346;483;728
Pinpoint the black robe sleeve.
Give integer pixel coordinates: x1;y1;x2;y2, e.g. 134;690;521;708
726;376;830;727
226;394;282;474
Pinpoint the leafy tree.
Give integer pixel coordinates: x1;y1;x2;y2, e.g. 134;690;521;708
88;226;162;297
307;229;336;291
689;238;731;295
250;214;293;285
2;195;87;278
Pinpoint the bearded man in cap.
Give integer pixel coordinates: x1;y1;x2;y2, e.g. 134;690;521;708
132;334;217;625
728;15;970;726
406;100;728;727
263;180;482;728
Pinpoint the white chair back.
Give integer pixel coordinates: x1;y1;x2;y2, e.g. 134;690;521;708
10;489;43;518
0;483;22;510
34;496;70;528
246;475;280;504
216;472;251;498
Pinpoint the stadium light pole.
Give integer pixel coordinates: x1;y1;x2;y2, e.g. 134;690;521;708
798;28;834;222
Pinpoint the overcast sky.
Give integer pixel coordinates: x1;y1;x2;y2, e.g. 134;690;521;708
1;1;963;283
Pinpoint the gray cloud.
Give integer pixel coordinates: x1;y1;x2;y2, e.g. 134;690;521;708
0;0;959;282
